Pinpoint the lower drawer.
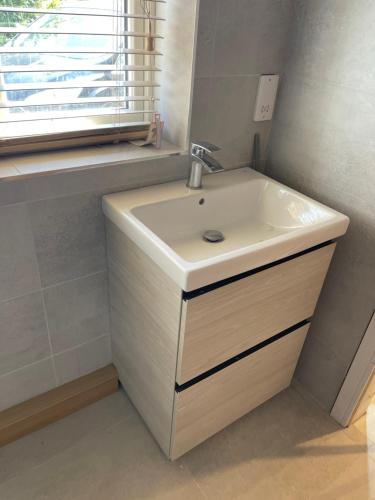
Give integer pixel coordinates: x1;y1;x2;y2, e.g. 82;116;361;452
170;324;309;459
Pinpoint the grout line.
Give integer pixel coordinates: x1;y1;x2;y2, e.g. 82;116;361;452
191;476;210;500
0;335;110;382
42;269;106;292
0;269;107;306
53;333;110;358
0;199;29;209
0;355;53;380
0;288;42;306
21;162;188;205
40;291;58;387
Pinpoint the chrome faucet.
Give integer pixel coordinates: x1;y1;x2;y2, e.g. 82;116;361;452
187;141;224;189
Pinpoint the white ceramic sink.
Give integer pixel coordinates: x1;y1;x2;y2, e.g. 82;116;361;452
103;168;349;291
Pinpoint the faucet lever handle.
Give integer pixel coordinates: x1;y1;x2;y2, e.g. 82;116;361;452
191;141;221;156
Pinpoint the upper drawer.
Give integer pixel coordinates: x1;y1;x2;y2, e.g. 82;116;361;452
176;243;335;384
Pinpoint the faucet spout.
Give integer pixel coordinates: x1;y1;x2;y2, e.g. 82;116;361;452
187;141;224;189
200;154;225;173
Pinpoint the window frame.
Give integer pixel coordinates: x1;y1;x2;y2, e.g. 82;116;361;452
0;0;158;157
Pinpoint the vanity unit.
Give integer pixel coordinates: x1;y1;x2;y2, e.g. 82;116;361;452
103;168;349;459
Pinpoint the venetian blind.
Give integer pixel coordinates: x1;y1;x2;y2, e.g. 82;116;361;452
0;0;164;151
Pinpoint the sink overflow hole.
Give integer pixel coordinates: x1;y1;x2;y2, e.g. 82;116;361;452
199;198;205;205
203;230;225;243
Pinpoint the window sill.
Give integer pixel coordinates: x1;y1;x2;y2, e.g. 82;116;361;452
0;141;185;182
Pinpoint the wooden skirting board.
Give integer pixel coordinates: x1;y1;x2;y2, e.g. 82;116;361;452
0;364;118;447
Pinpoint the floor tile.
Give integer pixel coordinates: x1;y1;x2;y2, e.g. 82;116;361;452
181;387;374;500
0;390;136;485
0;385;374;500
0;393;205;500
180;387;338;500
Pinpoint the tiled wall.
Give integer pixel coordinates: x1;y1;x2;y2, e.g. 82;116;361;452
266;0;375;409
191;0;294;170
0;155;189;411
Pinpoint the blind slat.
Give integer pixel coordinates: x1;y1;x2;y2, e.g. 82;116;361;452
0;108;156;123
0;28;163;38
1;64;160;72
0;48;161;55
1;96;158;108
0;6;164;20
1;81;160;91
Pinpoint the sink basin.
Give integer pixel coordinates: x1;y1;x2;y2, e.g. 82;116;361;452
103;168;349;291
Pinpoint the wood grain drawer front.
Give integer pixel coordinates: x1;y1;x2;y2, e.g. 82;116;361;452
177;244;335;384
171;324;309;459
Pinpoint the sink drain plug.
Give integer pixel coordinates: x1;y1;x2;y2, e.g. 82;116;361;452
203;230;225;243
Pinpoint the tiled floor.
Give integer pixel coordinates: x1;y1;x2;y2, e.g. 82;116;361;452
0;384;374;500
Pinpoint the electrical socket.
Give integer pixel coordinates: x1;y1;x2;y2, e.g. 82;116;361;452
253;75;280;122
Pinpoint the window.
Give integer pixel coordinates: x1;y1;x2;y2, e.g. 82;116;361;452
0;0;164;154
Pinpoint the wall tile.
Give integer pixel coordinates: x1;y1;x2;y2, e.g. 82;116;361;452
303;221;375;363
290;0;375;92
0;179;26;207
212;0;259;76
213;0;293;76
294;334;348;411
23;154;190;203
190;77;213;142
323;86;375;145
0;358;55;411
54;336;111;385
44;272;109;354
288;0;375;91
29;192;106;287
195;0;219;78
251;0;294;75
0;203;40;302
332;2;375;92
0;292;50;376
272;76;331;137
